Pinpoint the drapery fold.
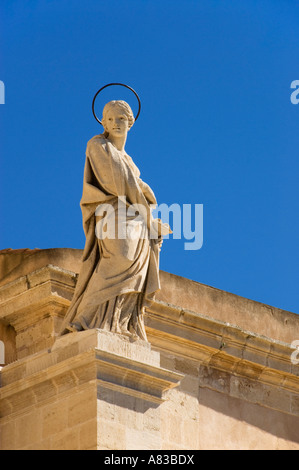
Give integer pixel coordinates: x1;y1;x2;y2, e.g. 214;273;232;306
59;134;161;340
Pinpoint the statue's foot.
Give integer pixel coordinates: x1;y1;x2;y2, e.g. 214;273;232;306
120;328;139;342
67;323;81;333
120;329;133;338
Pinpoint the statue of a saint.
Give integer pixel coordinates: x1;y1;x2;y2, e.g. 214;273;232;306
59;99;170;341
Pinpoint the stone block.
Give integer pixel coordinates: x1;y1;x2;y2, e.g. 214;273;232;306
15;409;43;449
42;400;69;439
125;427;161;450
0;419;15;450
97;419;126;450
50;427;80;451
79;418;97;450
68;385;97;427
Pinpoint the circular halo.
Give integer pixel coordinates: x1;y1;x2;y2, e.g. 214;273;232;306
92;83;141;126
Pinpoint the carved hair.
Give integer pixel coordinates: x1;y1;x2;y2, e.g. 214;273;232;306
102;100;135;132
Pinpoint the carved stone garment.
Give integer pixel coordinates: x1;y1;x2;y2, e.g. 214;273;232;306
59;134;160;340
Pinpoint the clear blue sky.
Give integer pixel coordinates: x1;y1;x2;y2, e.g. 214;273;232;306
1;0;299;315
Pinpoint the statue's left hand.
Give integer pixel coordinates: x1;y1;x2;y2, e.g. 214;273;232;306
151;218;172;241
157;237;163;251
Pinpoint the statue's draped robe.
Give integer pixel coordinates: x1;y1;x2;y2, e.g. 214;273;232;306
59;134;160;340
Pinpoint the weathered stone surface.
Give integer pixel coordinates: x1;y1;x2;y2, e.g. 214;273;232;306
0;329;182;449
0;248;299;450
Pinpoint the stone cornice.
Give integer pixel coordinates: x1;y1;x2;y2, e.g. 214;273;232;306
0;264;298;396
145;300;299;393
0;265;76;330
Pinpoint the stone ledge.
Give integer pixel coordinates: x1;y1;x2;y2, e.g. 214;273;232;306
0;265;77;358
145;300;299;388
198;363;299;417
0;330;183;416
0;248;82;288
0;264;76;321
158;271;299;345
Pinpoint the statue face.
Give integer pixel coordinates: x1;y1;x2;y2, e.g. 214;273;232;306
104;106;130;138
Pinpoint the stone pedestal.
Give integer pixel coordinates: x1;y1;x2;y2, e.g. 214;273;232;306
0;329;182;450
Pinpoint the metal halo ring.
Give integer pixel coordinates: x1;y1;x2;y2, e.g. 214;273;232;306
92;83;141;126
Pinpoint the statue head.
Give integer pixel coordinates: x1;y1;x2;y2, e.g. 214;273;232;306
102;100;135;137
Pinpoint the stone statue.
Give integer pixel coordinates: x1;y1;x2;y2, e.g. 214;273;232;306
60;99;170;341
